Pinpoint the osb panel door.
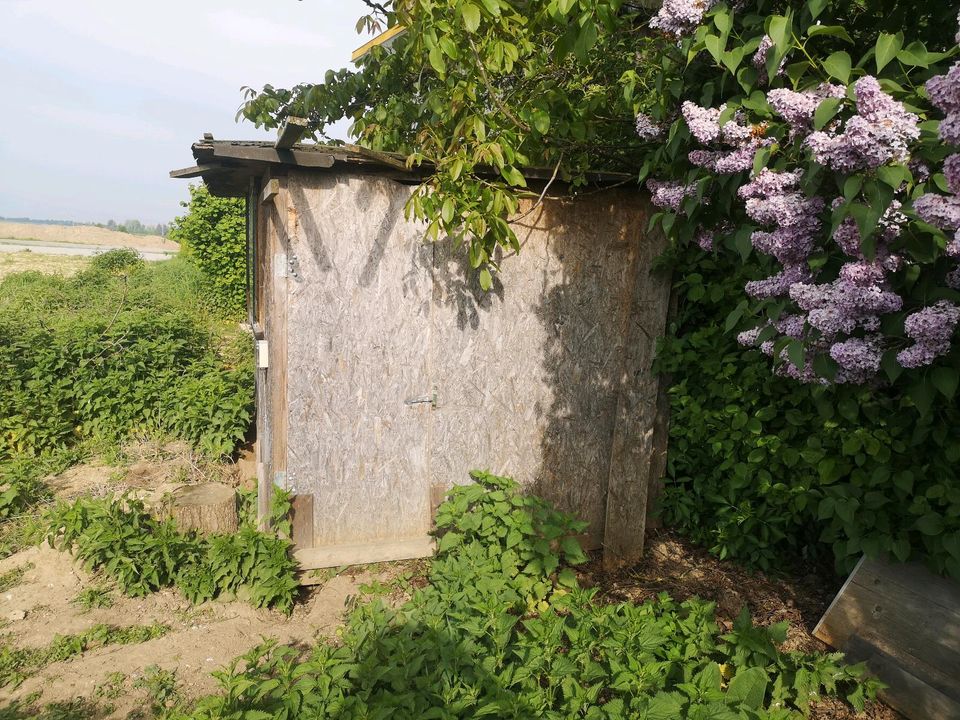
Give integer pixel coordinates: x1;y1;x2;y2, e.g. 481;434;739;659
429;192;656;548
284;172;434;547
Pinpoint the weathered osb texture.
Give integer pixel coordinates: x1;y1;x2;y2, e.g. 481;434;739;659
429;192;667;554
284;172;434;547
275;169;669;559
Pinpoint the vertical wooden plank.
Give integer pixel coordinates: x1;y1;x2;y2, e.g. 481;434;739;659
290;494;315;548
254;175;272;532
602;203;669;570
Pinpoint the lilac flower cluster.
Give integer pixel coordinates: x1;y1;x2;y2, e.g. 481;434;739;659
806;76;919;172
736;170;824;298
829;336;883;383
897;301;960;368
767;83;845;137
926;62;960;144
635;113;663;141
646;179;698;211
649;0;715;38
683;102;771;175
682;102;724;144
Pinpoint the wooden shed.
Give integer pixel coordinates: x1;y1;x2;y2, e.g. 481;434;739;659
171;134;671;570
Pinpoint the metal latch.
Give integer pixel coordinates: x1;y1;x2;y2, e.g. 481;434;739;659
404;392;437;409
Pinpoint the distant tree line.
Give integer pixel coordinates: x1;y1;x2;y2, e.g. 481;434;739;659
0;216;169;236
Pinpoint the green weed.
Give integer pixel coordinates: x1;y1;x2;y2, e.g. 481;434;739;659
171;472;881;719
46;494;299;612
72;585;115;611
0;563;32;593
0;623;169;689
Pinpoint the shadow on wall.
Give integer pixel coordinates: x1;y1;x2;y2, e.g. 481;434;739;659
424;191;656;549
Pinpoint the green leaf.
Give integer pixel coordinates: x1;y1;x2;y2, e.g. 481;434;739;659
478;267;493;291
786;340;805;370
821;51;852;84
897;41;932;67
557;568;578;587
813;97;843;131
875;32;904;73
428;45;446;75
916;512;944;536
461;3;481;33
931;367;958;399
727;667;768;709
531;109;551;135
438;531;462;552
767;15;791;53
807;25;853;43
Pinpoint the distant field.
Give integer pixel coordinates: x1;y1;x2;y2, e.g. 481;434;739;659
0;220;178;253
0;250;90;279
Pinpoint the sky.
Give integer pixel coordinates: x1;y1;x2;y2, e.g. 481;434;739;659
0;0;371;225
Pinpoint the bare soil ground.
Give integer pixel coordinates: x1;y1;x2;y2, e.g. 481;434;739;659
0;222;178;254
0;252;91;279
0;446;407;718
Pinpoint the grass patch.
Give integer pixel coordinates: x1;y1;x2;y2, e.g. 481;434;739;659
0;563;33;593
71;585;115;612
0;623;169;689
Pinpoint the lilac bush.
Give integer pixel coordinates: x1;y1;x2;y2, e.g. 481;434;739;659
643;7;960;390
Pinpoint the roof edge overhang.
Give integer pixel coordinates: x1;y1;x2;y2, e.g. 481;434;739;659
170;139;636;198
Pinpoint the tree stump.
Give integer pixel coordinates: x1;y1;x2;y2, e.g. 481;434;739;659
170;483;238;535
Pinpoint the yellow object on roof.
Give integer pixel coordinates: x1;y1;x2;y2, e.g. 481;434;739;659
351;25;407;62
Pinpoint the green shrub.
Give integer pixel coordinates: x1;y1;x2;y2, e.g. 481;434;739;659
657;248;960;579
173;472;879;719
0;258;253;460
89;248;144;275
169;184;246;317
45;494;299;613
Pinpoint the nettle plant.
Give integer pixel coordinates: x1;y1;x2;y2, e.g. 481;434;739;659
639;0;960;405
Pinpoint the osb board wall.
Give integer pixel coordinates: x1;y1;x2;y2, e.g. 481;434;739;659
277;169;669;552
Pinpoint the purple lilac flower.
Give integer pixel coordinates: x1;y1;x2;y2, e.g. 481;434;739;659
806;76;920;171
926;63;960;114
941;113;960;145
830;336;883;381
790;279;902;337
737;326;763;346
649;0;716;38
914;193;960;230
682;101;725;144
768;83;846;136
831;198;905;265
910;159;931;182
944;154;960;194
646;179;698;211
752;35;773;70
745;263;813;298
947;235;960;257
738;169;803;199
947;265;960;289
776;314;806;338
635;113;663;141
695;229;714;251
897;301;960;368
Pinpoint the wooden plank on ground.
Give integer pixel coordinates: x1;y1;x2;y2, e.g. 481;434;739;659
814;556;960;720
294;536;436;571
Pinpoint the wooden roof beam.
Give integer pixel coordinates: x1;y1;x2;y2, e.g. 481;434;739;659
276;117;309;149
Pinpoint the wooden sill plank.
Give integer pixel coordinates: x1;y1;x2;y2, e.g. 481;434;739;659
294;536;436;571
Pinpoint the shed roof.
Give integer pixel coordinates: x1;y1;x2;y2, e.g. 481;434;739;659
170;136;636;197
